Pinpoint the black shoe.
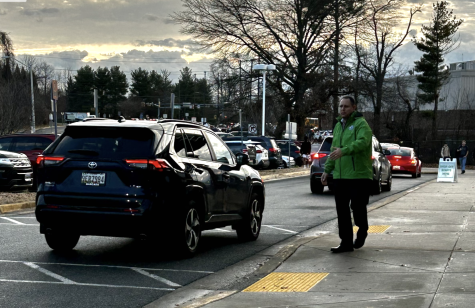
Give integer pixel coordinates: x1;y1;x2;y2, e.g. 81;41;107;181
354;236;367;249
331;245;354;253
462;170;465;174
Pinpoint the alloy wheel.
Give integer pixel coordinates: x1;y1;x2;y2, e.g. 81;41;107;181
250;199;261;236
185;208;200;251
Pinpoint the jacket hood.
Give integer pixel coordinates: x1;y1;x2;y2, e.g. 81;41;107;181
336;111;364;121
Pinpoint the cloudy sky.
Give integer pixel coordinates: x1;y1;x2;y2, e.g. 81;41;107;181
0;0;473;82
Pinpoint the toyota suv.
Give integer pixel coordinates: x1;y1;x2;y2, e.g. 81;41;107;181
310;136;392;195
35;119;265;257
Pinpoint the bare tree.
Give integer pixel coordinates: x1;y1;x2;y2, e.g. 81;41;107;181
354;0;421;138
172;0;340;137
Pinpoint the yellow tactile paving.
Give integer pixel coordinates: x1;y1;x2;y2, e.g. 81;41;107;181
353;225;391;233
243;272;329;292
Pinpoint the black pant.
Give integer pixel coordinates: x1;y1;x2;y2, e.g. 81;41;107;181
334;179;371;245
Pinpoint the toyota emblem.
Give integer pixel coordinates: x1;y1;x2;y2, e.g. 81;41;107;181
88;162;98;169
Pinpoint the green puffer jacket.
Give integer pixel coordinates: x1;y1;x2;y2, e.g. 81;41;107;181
324;111;373;179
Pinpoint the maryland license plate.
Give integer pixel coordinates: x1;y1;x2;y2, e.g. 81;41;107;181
393;166;400;170
81;173;106;186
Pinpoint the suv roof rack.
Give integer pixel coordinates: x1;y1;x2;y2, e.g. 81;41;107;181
82;118;112;122
157;119;199;124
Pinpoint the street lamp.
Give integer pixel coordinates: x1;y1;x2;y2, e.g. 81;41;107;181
252;63;276;136
1;56;35;133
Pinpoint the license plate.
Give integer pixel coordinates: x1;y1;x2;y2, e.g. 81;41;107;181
393;166;400;170
81;173;106;186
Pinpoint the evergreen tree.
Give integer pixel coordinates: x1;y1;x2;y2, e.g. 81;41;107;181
68;65;95;112
94;66;110;112
175;67;195;104
106;66;128;116
130;67;151;103
413;1;463;139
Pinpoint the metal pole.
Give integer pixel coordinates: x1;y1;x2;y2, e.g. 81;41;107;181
157;99;161;119
261;70;266;136
94;89;98;117
171;93;175;119
240;109;243;146
30;68;35;133
288;114;291;161
53;99;58;138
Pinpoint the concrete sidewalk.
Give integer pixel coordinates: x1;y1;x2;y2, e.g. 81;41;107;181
181;169;474;308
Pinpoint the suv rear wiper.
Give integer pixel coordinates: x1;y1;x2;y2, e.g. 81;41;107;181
68;149;99;156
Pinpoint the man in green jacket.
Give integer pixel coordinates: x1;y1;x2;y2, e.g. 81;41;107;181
321;96;373;253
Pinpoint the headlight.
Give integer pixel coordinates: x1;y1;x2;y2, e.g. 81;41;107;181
0;158;11;163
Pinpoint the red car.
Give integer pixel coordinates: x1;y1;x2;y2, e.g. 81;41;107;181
386;146;422;178
0;134;56;186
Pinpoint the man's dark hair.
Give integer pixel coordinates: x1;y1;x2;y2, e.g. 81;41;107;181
341;96;356;106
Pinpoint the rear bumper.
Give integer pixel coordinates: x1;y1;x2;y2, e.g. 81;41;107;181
35;194;159;237
392;165;417;174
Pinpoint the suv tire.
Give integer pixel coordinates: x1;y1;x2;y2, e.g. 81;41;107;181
175;201;201;257
382;171;392;192
372;171;382;195
236;193;262;241
311;179;324;194
45;233;80;251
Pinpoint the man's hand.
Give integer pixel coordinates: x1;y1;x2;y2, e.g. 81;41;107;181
321;172;328;185
329;147;342;160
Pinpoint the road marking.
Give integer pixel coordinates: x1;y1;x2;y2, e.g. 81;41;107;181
0;260;214;274
23;262;76;284
0;223;38;226
132;268;181;288
0;279;175;291
264;225;298;234
213;228;231;232
3;217;37;219
1;217;25;225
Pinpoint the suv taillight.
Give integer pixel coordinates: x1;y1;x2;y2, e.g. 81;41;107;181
313;153;327;159
125;159;170;171
256;149;262;153
37;155;65;166
268;148;277;153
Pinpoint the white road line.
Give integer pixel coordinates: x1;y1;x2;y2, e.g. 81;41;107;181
4;217;37;219
0;279;174;291
263;225;298;234
23;262;76;284
132;268;181;288
1;217;25;225
0;260;214;274
0;223;38;226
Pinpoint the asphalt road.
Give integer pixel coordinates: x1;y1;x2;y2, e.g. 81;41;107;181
0;174;436;308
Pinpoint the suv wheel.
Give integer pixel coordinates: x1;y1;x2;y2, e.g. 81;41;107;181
236;193;262;241
382;171;392;192
179;201;201;257
45;233;80;251
311;179;324;194
372;171;382;195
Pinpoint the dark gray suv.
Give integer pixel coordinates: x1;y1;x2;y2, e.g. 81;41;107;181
310;136;392;195
36;119;265;257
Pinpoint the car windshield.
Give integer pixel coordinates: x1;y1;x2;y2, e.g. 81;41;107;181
50;127;157;159
389;148;412;156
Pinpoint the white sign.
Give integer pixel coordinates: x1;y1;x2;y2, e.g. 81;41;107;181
248;124;258;135
163;114;168;119
437;158;458;182
191;117;197;122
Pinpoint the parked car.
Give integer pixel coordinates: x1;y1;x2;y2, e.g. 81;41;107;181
0;134;56;187
247;136;283;169
35;119;265;257
0;150;33;189
276;140;303;166
225;140;270;169
282;155;295;168
385;146;422;178
381;143;400;150
310;136;392;195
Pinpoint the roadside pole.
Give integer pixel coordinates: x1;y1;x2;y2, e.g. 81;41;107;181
51;80;58;138
94;89;99;118
171;93;175;119
240;109;243;146
288;114;291;161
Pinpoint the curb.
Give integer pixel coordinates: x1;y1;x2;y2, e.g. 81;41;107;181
260;170;309;181
0;201;35;214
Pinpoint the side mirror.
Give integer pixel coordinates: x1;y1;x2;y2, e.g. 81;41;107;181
236;153;249;166
383;149;391;155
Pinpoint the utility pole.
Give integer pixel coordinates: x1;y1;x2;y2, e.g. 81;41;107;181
217;73;220;124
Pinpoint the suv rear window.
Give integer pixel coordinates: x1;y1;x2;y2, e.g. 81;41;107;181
49;127;157;159
389;148;411;156
320;137;333;152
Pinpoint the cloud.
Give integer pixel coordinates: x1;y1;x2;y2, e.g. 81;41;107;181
40;8;60;14
0;9;7;16
20;7;59;22
145;13;159;21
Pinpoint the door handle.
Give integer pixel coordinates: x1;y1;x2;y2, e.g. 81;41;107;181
223;173;230;179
